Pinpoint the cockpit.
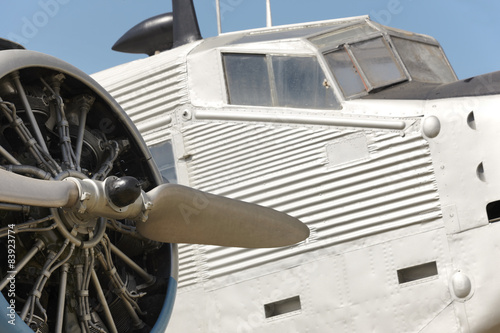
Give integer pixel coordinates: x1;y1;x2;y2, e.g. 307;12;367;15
312;23;456;98
189;16;457;110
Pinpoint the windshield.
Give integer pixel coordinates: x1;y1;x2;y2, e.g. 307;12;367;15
324;37;407;98
391;37;456;84
316;31;456;99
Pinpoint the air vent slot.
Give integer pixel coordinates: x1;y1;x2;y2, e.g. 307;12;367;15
397;261;438;284
264;296;301;318
487;200;500;223
467;111;476;129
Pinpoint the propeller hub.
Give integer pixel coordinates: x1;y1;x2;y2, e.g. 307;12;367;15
105;176;142;208
59;209;99;235
54;172;106;248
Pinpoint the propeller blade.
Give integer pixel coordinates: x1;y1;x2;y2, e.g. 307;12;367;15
0;168;309;248
0;168;78;208
136;184;310;248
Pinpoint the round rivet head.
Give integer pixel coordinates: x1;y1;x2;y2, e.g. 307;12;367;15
182;109;192;120
422;116;441;138
452;271;472;299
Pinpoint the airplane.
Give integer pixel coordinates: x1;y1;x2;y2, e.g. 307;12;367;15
1;0;500;333
0;2;310;332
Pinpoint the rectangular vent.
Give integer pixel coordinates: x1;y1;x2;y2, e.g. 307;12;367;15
397;261;438;284
264;296;301;318
487;200;500;223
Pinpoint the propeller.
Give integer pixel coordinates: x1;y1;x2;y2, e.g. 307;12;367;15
137;183;308;248
0;168;78;208
0;168;309;248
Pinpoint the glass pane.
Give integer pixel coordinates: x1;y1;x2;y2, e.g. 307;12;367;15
392;37;456;83
310;24;376;50
149;140;177;184
324;49;366;97
350;37;405;88
223;53;272;106
271;56;339;109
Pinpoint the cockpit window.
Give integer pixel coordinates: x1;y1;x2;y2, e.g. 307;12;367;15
219;20;457;103
223;53;340;109
324;49;366;97
391;37;456;84
350;38;406;88
223;53;273;106
324;37;406;98
272;56;337;109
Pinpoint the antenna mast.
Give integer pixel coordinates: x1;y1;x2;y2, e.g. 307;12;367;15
215;0;272;35
216;0;222;35
266;0;273;27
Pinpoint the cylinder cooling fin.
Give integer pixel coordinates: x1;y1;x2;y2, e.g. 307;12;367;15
0;49;177;333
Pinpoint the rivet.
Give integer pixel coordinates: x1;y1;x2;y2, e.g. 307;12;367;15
182;110;192;120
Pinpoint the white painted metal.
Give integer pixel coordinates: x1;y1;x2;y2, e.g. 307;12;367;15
93;16;500;333
93;41;200;145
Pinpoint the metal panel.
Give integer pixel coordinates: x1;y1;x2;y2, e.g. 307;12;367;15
169;228;454;332
176;120;441;288
92;42;199;145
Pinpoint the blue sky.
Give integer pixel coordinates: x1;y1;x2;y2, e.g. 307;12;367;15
1;0;499;79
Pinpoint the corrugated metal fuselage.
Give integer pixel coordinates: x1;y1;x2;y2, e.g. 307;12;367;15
93;17;500;332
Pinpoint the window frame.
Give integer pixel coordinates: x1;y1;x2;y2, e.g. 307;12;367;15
348;36;407;91
222;52;273;107
390;35;457;84
222;51;341;110
323;35;409;99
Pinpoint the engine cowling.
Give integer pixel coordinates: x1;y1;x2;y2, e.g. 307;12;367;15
0;47;177;333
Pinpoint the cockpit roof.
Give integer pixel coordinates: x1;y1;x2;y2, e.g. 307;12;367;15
188;16;458;109
229;19;364;45
205;15;441;50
